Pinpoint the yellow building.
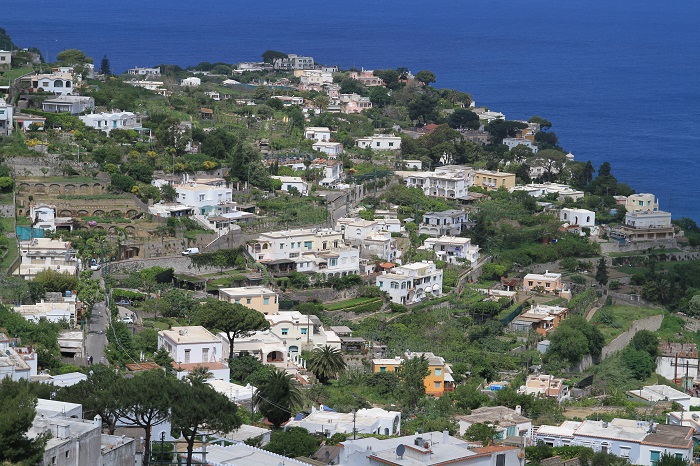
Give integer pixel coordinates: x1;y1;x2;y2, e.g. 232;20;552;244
372;352;454;397
218;286;279;315
473;170;516;191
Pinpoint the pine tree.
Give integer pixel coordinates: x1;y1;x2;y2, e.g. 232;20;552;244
100;54;111;76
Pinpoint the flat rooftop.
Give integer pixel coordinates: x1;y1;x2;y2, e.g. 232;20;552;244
219;286;277;297
160;326;219;344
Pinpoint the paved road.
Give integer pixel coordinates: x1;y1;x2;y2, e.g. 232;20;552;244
85;300;108;365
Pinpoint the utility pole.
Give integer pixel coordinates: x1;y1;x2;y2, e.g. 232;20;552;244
351;408;357;440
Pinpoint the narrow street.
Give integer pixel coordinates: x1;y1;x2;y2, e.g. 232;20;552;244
85;300;108;365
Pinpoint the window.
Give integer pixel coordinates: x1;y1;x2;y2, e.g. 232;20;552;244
234;298;240;304
202;348;209;361
65;451;70;458
650;451;660;465
198;194;205;201
301;328;307;335
391;281;399;289
528;281;533;286
246;298;251;304
263;297;270;305
280;243;285;249
388;142;394;147
435;368;442;376
376;142;380;147
281;328;289;335
434;381;441;388
380;366;386;372
184;349;191;363
304;241;313;250
496;454;506;466
330;258;338;266
379;281;384;288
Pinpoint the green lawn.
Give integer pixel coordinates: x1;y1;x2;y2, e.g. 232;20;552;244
325;297;381;311
591;305;665;343
0;67;33;82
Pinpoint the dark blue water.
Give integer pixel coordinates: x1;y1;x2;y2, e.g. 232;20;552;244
4;0;700;220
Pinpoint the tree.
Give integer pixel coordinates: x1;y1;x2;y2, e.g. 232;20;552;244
76;277;102;315
33;269;79;293
56;364;125;433
262;50;287;63
193;300;270;362
528;115;552;129
595;257;608;286
171;379;241;466
447;109;480;130
621;346;655;380
397;356;430;410
160;184;177;202
307;345;347;384
463;423;498;446
56;48;92;65
369;86;392;107
688;294;700;317
415;70;437;86
229;353;265;384
254;368;303;428
0;378;48;465
630;330;660;358
100;54;111;75
373;69;402;90
265;427;321;458
119;370;175;466
656;452;691;466
408;93;439;124
545;316;604;368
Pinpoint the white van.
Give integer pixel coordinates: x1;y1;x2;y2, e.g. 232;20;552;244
181;247;200;256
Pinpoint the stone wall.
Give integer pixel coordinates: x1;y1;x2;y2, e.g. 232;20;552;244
600;239;678;254
601;314;664;359
541;457;581;466
280;287;359;305
105;256;222;275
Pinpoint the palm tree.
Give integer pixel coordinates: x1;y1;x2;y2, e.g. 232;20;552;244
186;366;213;385
254;368;303;428
307;345;347;384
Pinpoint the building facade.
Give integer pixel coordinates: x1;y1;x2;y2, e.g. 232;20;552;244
377;261;443;305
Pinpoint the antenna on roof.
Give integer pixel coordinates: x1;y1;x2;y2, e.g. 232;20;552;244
396;444;405;458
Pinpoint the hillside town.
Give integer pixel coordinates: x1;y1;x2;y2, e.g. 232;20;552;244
3;29;700;466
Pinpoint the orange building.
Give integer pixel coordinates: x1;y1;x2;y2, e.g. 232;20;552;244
510;305;569;337
372;351;454;396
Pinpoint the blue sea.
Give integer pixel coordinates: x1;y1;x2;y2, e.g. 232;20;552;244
4;0;700;221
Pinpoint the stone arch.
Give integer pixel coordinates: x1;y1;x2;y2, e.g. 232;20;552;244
19;183;30;192
124;226;136;235
109;210;123;218
93;210;105;216
34;183;46;194
49;184;61;195
92;225;104;231
126;209;138;218
64;184;76;194
93;183;103;193
59;210;72;217
79;184;90;194
77;210;88;217
108;226;117;234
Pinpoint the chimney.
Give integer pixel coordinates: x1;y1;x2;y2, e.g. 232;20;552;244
442;430;450;444
94;414;102;426
515;405;522;415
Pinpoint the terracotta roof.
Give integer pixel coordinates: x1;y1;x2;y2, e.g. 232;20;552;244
125;362;161;371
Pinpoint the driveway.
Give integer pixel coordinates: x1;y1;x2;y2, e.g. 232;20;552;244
85;301;108;365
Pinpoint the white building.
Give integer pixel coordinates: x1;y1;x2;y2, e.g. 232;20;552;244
624;210;672;229
503;137;538;153
356;134;402;151
273;54;315;70
148;203;195;218
420;236;480;266
304;126;332;142
398;166;474;200
299;70;333;85
337;431;521;466
656;342;698;384
271;176;310;196
418;210;468;237
404;159;423;170
15;238;78;279
24;72;75;95
519;374;569;401
180;77;201;87
457;406;532;439
535;418;693;466
127;66;161;76
223;331;288;368
158;326;228;380
11;301;75;325
285;406;401;437
41;95;94;114
560;208;595;228
0;333;37;382
510;182;584;201
313;141;343;157
79;111;139;135
266;311;341;353
377;261;443;305
0;97;14;135
174;181;232;216
0;49;10;71
627;385;691;412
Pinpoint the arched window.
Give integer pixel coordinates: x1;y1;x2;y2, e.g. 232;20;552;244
54;80;63;88
65;81;71;88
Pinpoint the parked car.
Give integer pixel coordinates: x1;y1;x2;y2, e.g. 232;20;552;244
181;247;200;256
115;299;132;306
121;315;134;324
90;263;102;271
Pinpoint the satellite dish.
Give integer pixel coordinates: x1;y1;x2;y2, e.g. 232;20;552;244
396;444;406;457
